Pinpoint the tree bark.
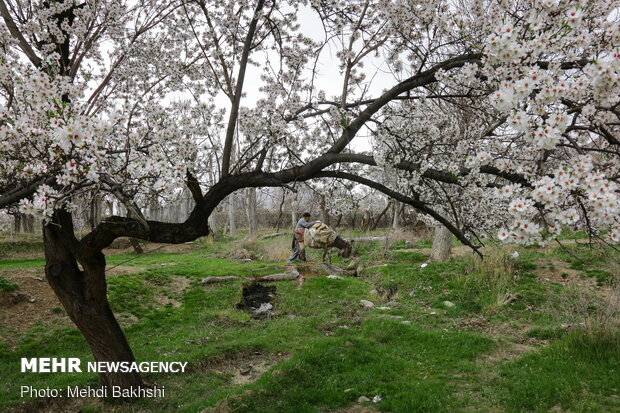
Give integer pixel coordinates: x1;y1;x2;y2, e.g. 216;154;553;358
13;213;21;232
126;210;144;255
392;201;401;230
43;210;144;390
89;194;102;231
290;197;296;227
246;187;258;236
430;225;452;262
320;196;330;225
208;213;216;236
228;195;236;236
23;214;35;233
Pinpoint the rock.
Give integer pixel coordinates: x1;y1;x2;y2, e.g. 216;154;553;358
240;366;252;375
360;299;374;309
327;274;344;280
358;396;370;403
369;289;378;295
442;301;455;308
420;263;428;268
377;306;391;310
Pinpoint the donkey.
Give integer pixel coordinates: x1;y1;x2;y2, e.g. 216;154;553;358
320;235;353;263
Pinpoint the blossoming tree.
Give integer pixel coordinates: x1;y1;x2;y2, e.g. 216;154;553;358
1;0;618;390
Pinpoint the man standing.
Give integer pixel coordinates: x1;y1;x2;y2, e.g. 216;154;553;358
287;212;317;263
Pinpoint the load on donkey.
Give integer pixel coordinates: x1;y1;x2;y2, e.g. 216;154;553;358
299;222;353;263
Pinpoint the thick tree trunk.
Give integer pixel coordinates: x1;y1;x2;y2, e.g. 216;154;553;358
228;195;237;236
246;187;258;236
430;225;452;262
43;210;144;390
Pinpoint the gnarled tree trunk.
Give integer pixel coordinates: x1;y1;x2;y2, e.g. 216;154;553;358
43;210;144;390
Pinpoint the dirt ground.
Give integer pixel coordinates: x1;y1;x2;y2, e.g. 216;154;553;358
0;268;72;346
0;239;192;346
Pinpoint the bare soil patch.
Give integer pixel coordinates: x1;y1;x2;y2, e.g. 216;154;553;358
535;257;616;301
194;350;291;385
0;268;72;346
105;265;145;276
536;258;583;285
102;241;196;257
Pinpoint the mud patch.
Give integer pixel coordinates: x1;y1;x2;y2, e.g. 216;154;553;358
236;282;276;318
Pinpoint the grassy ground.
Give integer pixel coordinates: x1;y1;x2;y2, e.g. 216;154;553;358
0;230;618;412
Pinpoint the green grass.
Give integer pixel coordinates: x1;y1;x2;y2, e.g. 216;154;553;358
0;233;618;412
0;257;46;270
0;275;19;291
498;330;620;412
225;320;493;412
